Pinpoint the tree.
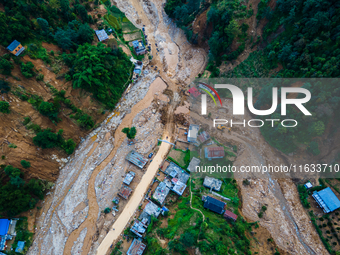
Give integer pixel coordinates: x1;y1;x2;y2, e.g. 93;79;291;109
308;141;320;155
38;101;60;122
20;62;35;78
180;231;195;247
77;114;94;129
54;28;77;50
122;127;137;139
21;160;31;169
70;43;132;108
0;80;10;94
62;139;76;154
76;4;88;22
37;18;50;35
33;129;60;149
0;101;10;113
77;23;94;44
0;58;13;75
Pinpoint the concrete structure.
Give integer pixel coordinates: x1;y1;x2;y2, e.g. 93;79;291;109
312;187;340;213
153;182;170;205
118;185;132;199
130;220;147;238
6;40;25;56
95;29;109;42
204;147;225;160
123;171;135;185
304;182;313;189
127;238;146;255
224;210;238;221
171;178;187;196
187;157;201;172
198;131;210;143
188;125;199;143
203;176;223;191
203;196;226;214
164;162;190;184
132;40;146;55
139;201;161;225
15;241;25;253
126;150;148;169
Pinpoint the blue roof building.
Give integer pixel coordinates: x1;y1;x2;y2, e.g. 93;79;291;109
203;196;226;214
0;219;10;236
15;241;25;253
313;187;340;213
95;30;109;42
6;40;25;56
132;40;146;55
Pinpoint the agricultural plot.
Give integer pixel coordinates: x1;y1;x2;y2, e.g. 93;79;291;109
123;31;143;42
104;6;143;44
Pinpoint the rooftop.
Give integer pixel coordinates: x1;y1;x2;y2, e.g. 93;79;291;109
224;210;238;221
0;219;10;236
188;125;199;143
204;147;225;159
95;29;109;41
164;162;190;184
127;238;146;255
153;182;170;205
203;196;226;214
312;187;340;213
15;241;25;253
143;201;161;218
187;157;201;172
172;180;187;196
126;150;148;169
118;185;132;199
198;131;210;143
123;171;136;185
203;176;223;192
6;40;20;51
130;220;147;238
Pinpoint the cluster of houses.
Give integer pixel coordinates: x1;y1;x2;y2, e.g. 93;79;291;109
153;162;190;205
0;219;25;253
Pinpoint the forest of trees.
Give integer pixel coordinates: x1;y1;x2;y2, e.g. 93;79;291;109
254;0;340;153
0;165;46;216
63;42;132;109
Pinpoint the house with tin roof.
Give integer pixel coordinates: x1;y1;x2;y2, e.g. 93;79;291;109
118;185;132;199
224;210;238;221
126;150;148;169
127;238;146;255
132;40;146;55
95;29;109;42
203;196;226;214
312;187;340;213
7;40;25;56
204;147;225;160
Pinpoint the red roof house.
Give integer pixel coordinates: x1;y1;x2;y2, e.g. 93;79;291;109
224;210;238;221
204;147;225;160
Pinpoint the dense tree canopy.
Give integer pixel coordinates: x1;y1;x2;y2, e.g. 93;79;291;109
66;43;132;109
0;165;45;216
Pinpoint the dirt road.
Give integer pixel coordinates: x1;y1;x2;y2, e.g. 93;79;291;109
96;138;171;255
